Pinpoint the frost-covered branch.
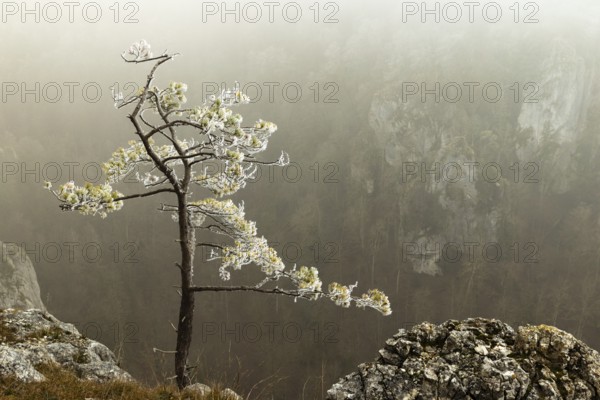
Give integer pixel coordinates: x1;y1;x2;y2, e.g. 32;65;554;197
189;277;392;316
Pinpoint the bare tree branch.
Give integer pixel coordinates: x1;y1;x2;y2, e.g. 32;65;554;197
115;188;176;202
190;285;319;299
196;243;225;250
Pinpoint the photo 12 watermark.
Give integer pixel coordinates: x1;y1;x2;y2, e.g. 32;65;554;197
402;241;540;264
1;81;135;104
201;1;340;23
1;161;105;184
70;321;140;343
1;241;140;264
400;2;540;24
400;82;540;104
400;161;540;184
238;160;340;185
201;81;340;104
1;1;140;23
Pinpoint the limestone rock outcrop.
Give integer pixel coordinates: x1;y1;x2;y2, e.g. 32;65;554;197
0;308;131;383
328;318;600;399
0;241;46;310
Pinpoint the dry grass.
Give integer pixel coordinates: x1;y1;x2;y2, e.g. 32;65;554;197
0;364;240;400
24;325;68;342
0;312;18;343
0;323;17;343
0;311;245;399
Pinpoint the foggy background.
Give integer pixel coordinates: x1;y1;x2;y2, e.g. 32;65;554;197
1;0;600;397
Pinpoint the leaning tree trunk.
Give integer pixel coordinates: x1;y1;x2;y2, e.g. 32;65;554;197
175;196;196;389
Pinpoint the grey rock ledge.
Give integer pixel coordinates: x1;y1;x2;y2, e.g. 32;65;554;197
0;308;131;383
327;318;600;400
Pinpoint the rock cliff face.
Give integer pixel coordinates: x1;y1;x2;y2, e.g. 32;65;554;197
517;38;596;194
357;20;600;277
327;319;600;399
0;308;131;383
367;90;501;276
0;241;46;311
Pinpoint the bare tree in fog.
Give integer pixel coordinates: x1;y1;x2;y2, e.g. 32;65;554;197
45;40;391;389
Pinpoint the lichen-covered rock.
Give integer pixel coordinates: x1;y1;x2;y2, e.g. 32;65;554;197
184;384;242;399
184;383;212;396
327;318;600;399
221;387;243;399
0;241;46;310
0;308;131;383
